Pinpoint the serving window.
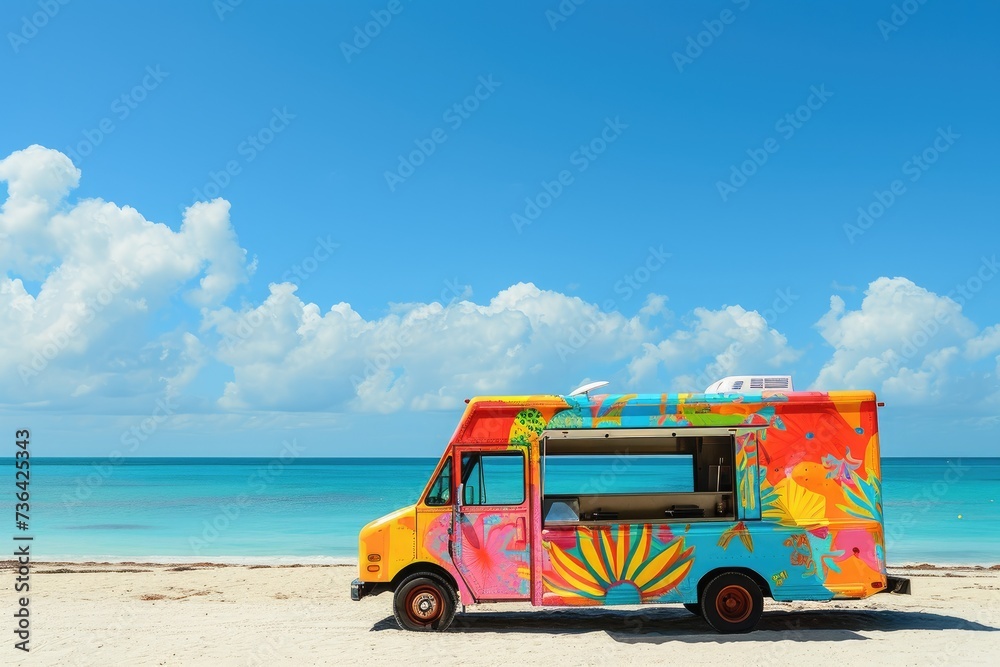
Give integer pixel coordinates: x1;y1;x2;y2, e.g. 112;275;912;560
541;429;738;525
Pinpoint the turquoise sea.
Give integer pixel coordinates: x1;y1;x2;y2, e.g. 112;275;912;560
11;457;1000;565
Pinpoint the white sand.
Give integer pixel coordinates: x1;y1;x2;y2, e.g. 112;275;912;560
7;562;1000;665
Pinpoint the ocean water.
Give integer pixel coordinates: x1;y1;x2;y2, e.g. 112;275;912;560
11;457;1000;565
881;458;1000;564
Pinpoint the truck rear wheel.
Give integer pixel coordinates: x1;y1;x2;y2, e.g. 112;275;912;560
393;573;458;631
701;572;763;634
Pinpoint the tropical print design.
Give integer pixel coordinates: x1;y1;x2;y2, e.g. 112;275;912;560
542;525;694;605
453;512;530;598
546;392;789;430
718;521;754;553
756;402;885;597
366;389;888;606
509;408;545;449
736;431;760;516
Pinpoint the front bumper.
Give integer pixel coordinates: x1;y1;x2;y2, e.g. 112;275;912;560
351;578;371;601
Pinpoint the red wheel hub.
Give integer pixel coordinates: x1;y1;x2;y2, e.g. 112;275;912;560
715;585;752;623
407;585;442;623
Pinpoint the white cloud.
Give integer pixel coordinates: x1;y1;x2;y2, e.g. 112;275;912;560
628;305;802;392
0;145;255;409
208;282;653;413
3;144;998;430
967;324;1000;360
0;145;81;277
181;200;258;307
208;283;816;413
812;277;984;404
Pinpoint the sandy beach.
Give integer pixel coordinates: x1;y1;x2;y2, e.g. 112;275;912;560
5;561;999;666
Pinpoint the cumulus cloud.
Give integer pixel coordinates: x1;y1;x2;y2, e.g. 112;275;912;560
967;324;1000;361
812;277;990;404
4;144;998;424
207;282;653;413
0;145;255;408
208;284;816;413
628;305;802;392
0;145;81;277
182;200;259;307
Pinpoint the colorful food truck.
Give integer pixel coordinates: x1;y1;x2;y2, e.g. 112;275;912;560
351;376;910;633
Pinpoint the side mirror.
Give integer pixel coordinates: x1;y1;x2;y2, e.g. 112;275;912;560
455;484;464;509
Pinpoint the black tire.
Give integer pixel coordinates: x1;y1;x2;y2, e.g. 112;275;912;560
392;573;459;632
682;602;702;617
700;572;764;634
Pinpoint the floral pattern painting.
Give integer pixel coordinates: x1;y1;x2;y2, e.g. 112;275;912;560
453;512;530;598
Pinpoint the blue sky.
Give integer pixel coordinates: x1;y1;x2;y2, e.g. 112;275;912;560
2;1;998;457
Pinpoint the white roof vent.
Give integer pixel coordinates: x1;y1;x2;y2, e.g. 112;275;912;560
704;375;793;394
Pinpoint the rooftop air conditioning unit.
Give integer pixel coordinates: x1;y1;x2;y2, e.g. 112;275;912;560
704;375;793;394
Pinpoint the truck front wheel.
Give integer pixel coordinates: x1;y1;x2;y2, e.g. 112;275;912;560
393;573;458;631
701;572;763;633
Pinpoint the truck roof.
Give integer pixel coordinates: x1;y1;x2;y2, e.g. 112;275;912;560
450;390;877;446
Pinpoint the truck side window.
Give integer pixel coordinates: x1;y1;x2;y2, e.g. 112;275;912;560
425;457;452;506
461;453;524;506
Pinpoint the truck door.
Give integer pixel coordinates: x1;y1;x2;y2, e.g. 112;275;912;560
450;448;531;601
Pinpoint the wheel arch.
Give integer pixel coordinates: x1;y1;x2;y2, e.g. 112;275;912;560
697;566;772;600
390;561;460;594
